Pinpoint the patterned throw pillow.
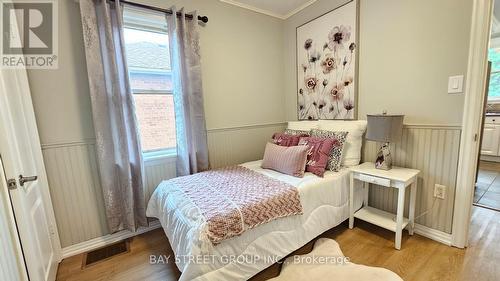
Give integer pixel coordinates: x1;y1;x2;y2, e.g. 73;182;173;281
272;132;306;147
298;137;340;177
284;129;311;136
310;129;348;172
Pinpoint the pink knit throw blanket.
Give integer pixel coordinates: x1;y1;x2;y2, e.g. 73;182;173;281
169;166;303;244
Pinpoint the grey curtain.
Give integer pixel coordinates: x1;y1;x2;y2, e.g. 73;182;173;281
167;7;210;176
79;0;147;233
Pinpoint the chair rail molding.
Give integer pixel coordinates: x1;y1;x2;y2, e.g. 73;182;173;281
452;0;492;249
207;122;287;133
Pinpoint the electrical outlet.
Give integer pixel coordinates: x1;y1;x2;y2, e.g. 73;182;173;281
434;184;446;199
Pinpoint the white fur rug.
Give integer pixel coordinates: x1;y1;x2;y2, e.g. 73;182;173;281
269;238;403;281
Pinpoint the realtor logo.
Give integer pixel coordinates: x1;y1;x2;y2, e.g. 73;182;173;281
1;0;58;69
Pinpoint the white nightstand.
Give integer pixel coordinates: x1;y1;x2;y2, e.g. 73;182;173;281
349;162;420;250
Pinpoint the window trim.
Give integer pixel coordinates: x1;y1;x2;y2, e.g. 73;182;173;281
128;67;173;94
488;70;500;103
123;5;168;33
129;67;172;74
132;90;173;95
143;148;177;162
488;97;500;103
123;17;176;159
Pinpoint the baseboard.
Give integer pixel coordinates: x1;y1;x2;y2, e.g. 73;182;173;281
480;155;500;163
413;223;452;246
61;221;161;259
61;220;450;259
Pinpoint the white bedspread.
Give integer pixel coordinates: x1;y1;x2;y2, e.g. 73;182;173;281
146;160;363;281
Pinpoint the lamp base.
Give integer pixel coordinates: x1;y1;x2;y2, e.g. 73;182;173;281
375;142;392;170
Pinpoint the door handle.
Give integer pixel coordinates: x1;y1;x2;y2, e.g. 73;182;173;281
19;175;37;187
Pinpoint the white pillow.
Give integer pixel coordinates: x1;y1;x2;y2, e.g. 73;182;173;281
287;121;319;131
318;120;367;167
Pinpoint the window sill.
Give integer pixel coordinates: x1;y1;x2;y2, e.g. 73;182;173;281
143;149;177;164
488;99;500;104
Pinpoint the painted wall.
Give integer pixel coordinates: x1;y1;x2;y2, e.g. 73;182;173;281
284;0;472;124
27;0;286;146
283;0;472;234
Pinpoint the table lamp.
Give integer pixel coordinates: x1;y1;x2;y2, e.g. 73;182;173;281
366;113;404;170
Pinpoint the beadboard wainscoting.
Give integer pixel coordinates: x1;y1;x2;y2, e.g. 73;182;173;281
42;141;177;248
207;122;287;168
41;122;286;254
42;141;108;248
42;122;460;256
362;124;462;235
144;157;177;208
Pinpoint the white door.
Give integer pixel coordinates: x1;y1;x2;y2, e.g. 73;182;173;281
480;124;500;156
0;157;28;281
0;67;61;279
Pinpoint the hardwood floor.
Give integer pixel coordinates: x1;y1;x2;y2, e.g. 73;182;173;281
478;160;500;172
475;161;500;210
56;206;500;281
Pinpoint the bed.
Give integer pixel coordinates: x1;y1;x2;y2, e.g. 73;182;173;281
146;160;364;281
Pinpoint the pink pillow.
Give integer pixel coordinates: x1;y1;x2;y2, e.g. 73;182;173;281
261;142;309;177
298;137;339;177
271;132;306;147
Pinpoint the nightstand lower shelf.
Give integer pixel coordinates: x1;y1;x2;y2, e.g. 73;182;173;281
353;206;409;232
349;163;420;249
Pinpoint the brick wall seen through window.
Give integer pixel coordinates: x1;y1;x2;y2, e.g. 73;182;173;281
123;26;176;153
134;94;176;151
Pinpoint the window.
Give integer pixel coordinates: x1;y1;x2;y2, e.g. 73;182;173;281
488;48;500;103
123;8;176;157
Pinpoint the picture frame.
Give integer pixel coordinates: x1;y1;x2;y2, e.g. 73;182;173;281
296;0;359;120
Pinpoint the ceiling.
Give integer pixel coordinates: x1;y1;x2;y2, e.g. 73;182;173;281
219;0;318;19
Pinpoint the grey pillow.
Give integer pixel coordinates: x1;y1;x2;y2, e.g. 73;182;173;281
310;129;348;172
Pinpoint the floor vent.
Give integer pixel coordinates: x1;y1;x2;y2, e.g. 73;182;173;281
82;240;130;268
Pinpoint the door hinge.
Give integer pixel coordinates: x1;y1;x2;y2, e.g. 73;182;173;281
474;134;478;142
7;178;17;190
49;224;56;236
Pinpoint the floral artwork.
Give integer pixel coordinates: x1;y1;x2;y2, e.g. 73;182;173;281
297;1;357;120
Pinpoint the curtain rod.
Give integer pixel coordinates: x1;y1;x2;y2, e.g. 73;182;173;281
110;0;209;23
